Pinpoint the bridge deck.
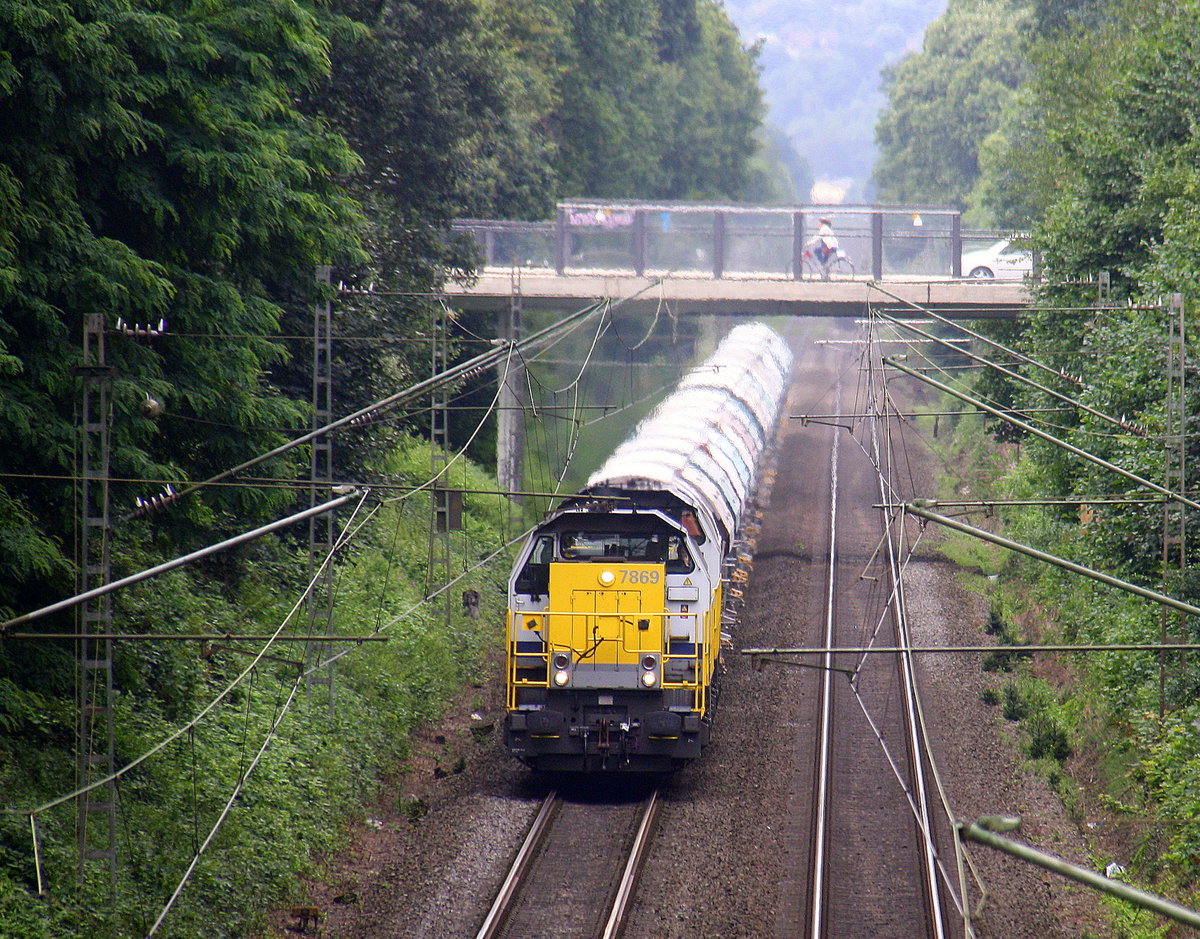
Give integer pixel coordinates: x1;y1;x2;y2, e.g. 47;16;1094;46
444;269;1029;318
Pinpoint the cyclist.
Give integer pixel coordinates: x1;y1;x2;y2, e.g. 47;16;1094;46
808;215;839;267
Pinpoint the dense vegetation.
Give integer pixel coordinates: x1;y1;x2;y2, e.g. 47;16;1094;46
879;0;1200;923
873;0;1030;222
0;1;766;935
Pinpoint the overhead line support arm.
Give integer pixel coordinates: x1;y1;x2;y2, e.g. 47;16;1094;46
962;817;1200;929
872;309;1143;436
884;358;1200;512
870;283;1082;385
903;502;1200;619
126;290;628;520
2;492;361;633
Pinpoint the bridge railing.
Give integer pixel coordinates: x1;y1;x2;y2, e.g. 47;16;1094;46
452;201;1024;281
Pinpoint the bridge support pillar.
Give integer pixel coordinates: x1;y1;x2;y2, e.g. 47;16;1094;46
871;212;884;280
498;274;525;500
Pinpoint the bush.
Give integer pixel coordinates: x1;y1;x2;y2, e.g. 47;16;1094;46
1027;712;1072;761
1001;681;1029;721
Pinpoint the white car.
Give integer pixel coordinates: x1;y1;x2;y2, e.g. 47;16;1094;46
961;238;1032;280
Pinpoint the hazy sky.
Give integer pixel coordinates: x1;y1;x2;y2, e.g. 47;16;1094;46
723;0;947;201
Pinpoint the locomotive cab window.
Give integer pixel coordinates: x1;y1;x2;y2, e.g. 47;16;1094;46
665;536;694;573
560;530;693;572
514;535;554;595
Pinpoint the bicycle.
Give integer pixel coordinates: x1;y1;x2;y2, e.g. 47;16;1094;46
801;246;855;280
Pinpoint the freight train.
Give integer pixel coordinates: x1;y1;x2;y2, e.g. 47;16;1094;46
503;322;793;772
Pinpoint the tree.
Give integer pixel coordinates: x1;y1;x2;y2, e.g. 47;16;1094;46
873;0;1030;218
549;0;764;200
0;0;364;615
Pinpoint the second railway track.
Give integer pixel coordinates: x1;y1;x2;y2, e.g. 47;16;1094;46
762;340;951;937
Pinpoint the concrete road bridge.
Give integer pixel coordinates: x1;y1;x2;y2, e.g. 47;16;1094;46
445;200;1032;318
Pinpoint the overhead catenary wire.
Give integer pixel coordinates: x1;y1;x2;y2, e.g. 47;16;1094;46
56;279;720;926
870;306;1145;436
804;312;1200;929
884;358;1200;513
0;491;361;633
818;317;982;928
878;335;1149;442
145;653;310;936
15;282;681;917
135;300;696;927
904;502;1200;619
868;282;1089;386
121;289;635;521
11;490;372;824
862;319;965;935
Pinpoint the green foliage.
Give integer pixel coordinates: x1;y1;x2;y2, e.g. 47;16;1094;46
892;0;1200;916
0;0;366;613
874;0;1030;217
992;674;1072;760
1097;895;1170;939
0;2;773;935
0;434;513;938
981;616;1032;672
549;0;764;201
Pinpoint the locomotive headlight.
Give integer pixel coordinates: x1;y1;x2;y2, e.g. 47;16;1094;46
598;569;615;586
552;652;571;670
553;669;571;687
640;671;658;687
641;654;658;671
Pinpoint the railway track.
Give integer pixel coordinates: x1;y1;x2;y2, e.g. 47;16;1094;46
476;785;661;939
766;348;953;937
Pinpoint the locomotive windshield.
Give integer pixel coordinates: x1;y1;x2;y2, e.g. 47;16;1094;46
561;531;693;572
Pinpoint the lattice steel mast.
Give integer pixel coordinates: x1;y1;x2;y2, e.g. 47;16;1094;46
77;313;116;878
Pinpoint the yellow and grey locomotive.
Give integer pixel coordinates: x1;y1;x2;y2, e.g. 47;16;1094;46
503;323;792;772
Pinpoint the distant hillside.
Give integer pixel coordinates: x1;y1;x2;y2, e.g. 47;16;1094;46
724;0;946;201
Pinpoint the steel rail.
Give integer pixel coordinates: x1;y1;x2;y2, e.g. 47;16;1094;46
474;792;560;939
809;377;841;939
601;790;662;939
744;643;1200;656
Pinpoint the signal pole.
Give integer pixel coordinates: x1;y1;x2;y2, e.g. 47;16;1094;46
1160;293;1187;716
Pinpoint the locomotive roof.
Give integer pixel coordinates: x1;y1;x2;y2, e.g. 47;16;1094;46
583;322;792;547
